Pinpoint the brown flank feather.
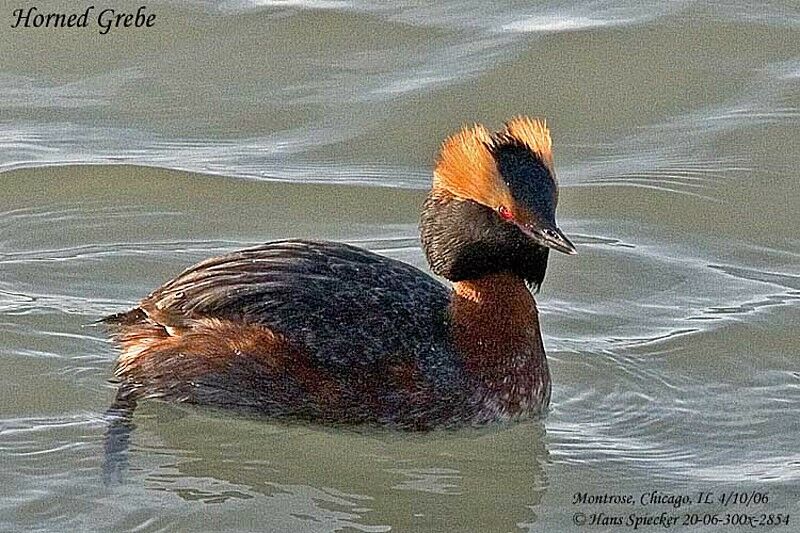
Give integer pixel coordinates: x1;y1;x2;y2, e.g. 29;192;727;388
112;317;341;407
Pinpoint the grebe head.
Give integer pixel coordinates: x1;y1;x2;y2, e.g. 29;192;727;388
420;116;575;289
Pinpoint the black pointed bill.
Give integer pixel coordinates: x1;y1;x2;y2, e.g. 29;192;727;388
517;223;577;255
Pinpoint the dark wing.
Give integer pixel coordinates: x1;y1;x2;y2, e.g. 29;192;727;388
136;240;453;373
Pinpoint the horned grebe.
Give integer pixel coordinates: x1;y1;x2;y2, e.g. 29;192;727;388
105;117;576;429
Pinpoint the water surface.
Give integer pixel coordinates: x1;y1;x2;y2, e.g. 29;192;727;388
1;0;798;531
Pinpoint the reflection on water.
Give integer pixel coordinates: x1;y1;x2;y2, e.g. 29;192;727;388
1;0;799;531
3;405;549;532
139;406;549;532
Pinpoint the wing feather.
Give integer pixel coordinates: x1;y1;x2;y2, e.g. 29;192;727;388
137;240;453;372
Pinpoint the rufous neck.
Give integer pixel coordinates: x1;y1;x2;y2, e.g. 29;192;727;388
449;272;551;418
450;273;541;359
452;272;534;307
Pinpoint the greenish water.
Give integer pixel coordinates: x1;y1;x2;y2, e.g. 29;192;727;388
1;1;798;531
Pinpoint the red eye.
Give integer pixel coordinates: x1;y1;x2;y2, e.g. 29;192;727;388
497;205;514;221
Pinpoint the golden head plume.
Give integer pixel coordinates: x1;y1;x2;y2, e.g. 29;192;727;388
498;116;554;174
432;116;553;208
433;123;514;209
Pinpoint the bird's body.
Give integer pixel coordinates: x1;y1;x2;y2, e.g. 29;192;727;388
106;116;575;429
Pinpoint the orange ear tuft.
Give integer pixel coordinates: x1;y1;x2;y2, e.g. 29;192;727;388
433;123;514;209
500;116;554;173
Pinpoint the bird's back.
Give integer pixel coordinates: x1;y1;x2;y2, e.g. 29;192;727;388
108;240;473;427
